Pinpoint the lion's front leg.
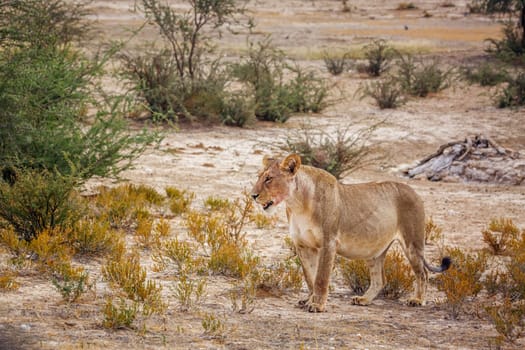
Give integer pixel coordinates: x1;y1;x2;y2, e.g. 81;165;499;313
304;243;336;313
295;245;318;307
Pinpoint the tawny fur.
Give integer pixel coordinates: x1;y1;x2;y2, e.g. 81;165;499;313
251;154;450;312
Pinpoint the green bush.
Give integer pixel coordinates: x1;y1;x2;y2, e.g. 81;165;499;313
323;51;349;76
0;0;92;49
219;93;256;127
462;62;509;86
232;39;329;122
396;54;455;97
120;0;249;123
486;21;525;65
0;7;158;181
496;71;525;107
363;39;395;77
358;77;406;109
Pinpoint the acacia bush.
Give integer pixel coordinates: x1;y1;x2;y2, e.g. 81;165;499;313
0;0;158;244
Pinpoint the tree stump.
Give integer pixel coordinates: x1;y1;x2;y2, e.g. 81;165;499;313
404;135;524;185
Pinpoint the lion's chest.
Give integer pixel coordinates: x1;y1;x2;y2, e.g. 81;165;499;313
288;213;323;248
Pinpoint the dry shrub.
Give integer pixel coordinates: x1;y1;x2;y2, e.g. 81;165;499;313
134;211;157;248
0;227;28;259
69;219;124;256
201;312;226;339
425;217;443;244
229;273;259;314
339;250;414;299
102;250;165;325
166;186;195;215
0;269;19;291
339;258;370;295
256;257;303;295
0;226;91;302
435;248;488;318
209;243;259;278
204;196;231;212
51;262;90;303
382;250;415;299
249;211;277;229
486;298;525;345
94;184;164;228
185;194;257;278
482;217;520;256
28;227;74;272
102;298;139;329
506;246;525;301
358;77;406;109
153;238;196;272
171;271;207;312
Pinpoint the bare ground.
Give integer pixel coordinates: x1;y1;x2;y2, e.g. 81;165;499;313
1;1;525;349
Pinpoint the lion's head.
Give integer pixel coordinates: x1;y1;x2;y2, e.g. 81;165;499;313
250;154;301;212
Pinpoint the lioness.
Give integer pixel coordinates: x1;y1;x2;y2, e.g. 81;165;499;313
251;154;451;312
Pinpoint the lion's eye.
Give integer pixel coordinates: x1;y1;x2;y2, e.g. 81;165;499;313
264;176;272;183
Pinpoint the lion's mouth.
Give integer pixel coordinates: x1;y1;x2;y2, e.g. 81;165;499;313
262;200;274;210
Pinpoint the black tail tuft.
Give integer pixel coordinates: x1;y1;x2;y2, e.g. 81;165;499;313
424;256;452;273
440;256;452;271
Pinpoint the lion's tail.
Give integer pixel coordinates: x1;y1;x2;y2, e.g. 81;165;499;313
424;257;452;273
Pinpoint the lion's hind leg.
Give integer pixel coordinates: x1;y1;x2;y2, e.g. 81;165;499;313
351;252;386;306
404;244;428;306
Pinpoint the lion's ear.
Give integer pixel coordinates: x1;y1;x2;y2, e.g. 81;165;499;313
280;154;301;175
262;155;275;167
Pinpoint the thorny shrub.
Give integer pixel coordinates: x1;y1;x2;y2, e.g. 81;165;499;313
283;121;382;179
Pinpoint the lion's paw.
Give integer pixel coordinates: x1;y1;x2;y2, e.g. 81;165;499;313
351;296;371;306
306;302;326;313
407;298;425;307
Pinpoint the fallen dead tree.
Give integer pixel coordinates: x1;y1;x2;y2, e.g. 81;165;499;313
404;134;524;185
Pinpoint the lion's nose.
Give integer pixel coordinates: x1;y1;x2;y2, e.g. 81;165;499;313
251;193;259;200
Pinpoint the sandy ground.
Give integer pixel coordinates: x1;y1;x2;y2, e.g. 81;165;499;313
1;1;525;349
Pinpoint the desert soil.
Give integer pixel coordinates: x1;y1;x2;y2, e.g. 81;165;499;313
1;1;525;349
